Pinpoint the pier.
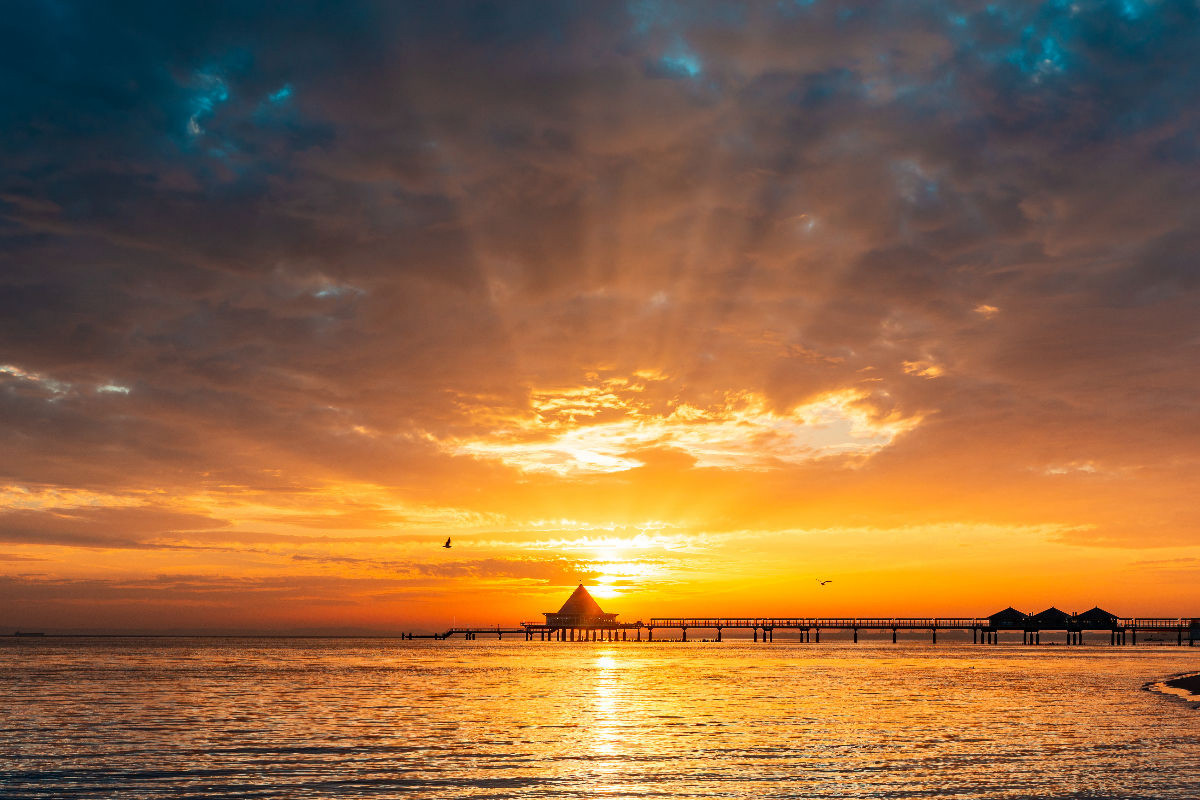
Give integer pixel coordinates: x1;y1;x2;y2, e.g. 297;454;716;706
427;615;1199;645
408;586;1199;646
636;614;1199;645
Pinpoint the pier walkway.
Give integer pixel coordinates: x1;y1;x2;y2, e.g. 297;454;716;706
641;616;1199;645
410;616;1198;645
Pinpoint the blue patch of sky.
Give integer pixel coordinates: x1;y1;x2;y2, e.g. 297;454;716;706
1119;0;1150;21
1006;28;1067;80
267;84;293;104
892;159;940;206
627;0;731;79
660;41;702;77
313;282;365;300
948;4;1079;85
187;71;229;137
628;0;673;35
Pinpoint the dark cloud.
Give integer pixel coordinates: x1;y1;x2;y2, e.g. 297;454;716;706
0;505;230;548
2;1;1200;622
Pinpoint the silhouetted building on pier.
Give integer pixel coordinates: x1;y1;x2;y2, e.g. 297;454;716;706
1029;606;1072;629
987;607;1028;629
543;584;618;628
1074;606;1119;629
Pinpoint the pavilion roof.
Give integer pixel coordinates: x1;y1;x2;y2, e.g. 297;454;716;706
556;584;606;617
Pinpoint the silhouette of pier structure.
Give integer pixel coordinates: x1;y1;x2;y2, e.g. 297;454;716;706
644;606;1198;645
409;586;1199;645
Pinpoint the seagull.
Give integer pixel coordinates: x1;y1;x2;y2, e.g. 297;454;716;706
443;537;452;549
816;579;833;585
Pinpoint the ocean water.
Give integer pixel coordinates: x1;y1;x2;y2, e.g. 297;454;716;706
1;638;1197;799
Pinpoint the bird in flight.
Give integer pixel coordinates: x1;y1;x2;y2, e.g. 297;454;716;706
816;579;833;585
443;537;452;549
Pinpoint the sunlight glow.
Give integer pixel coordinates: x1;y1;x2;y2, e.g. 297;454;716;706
451;384;922;475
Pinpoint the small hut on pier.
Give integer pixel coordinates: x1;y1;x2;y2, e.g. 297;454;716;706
987;607;1029;630
1029;606;1073;630
543;584;618;628
1073;606;1119;630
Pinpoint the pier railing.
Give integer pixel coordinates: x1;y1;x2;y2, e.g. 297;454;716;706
416;615;1198;644
648;617;987;629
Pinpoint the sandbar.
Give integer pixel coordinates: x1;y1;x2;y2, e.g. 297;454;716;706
1150;672;1200;703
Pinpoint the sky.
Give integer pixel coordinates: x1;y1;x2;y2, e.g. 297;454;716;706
2;0;1200;632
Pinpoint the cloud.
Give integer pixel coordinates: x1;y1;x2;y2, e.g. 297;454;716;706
2;1;1200;623
0;506;229;549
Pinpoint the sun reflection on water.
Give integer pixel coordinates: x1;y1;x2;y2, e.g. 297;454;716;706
587;651;624;790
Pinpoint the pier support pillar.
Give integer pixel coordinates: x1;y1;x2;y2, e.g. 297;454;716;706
753;628;758;642
893;628;897;644
1132;629;1137;646
716;628;722;642
623;630;627;641
853;628;858;643
682;628;687;642
932;628;937;644
1036;632;1040;645
637;629;642;641
816;629;820;643
648;628;653;641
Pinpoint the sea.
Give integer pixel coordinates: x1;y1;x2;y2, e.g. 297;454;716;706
1;637;1197;799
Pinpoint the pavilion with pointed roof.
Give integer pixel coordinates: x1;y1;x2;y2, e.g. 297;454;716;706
517;584;644;641
543;584;619;628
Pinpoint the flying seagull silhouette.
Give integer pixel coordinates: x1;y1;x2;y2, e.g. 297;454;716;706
816;579;833;585
443;537;452;549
